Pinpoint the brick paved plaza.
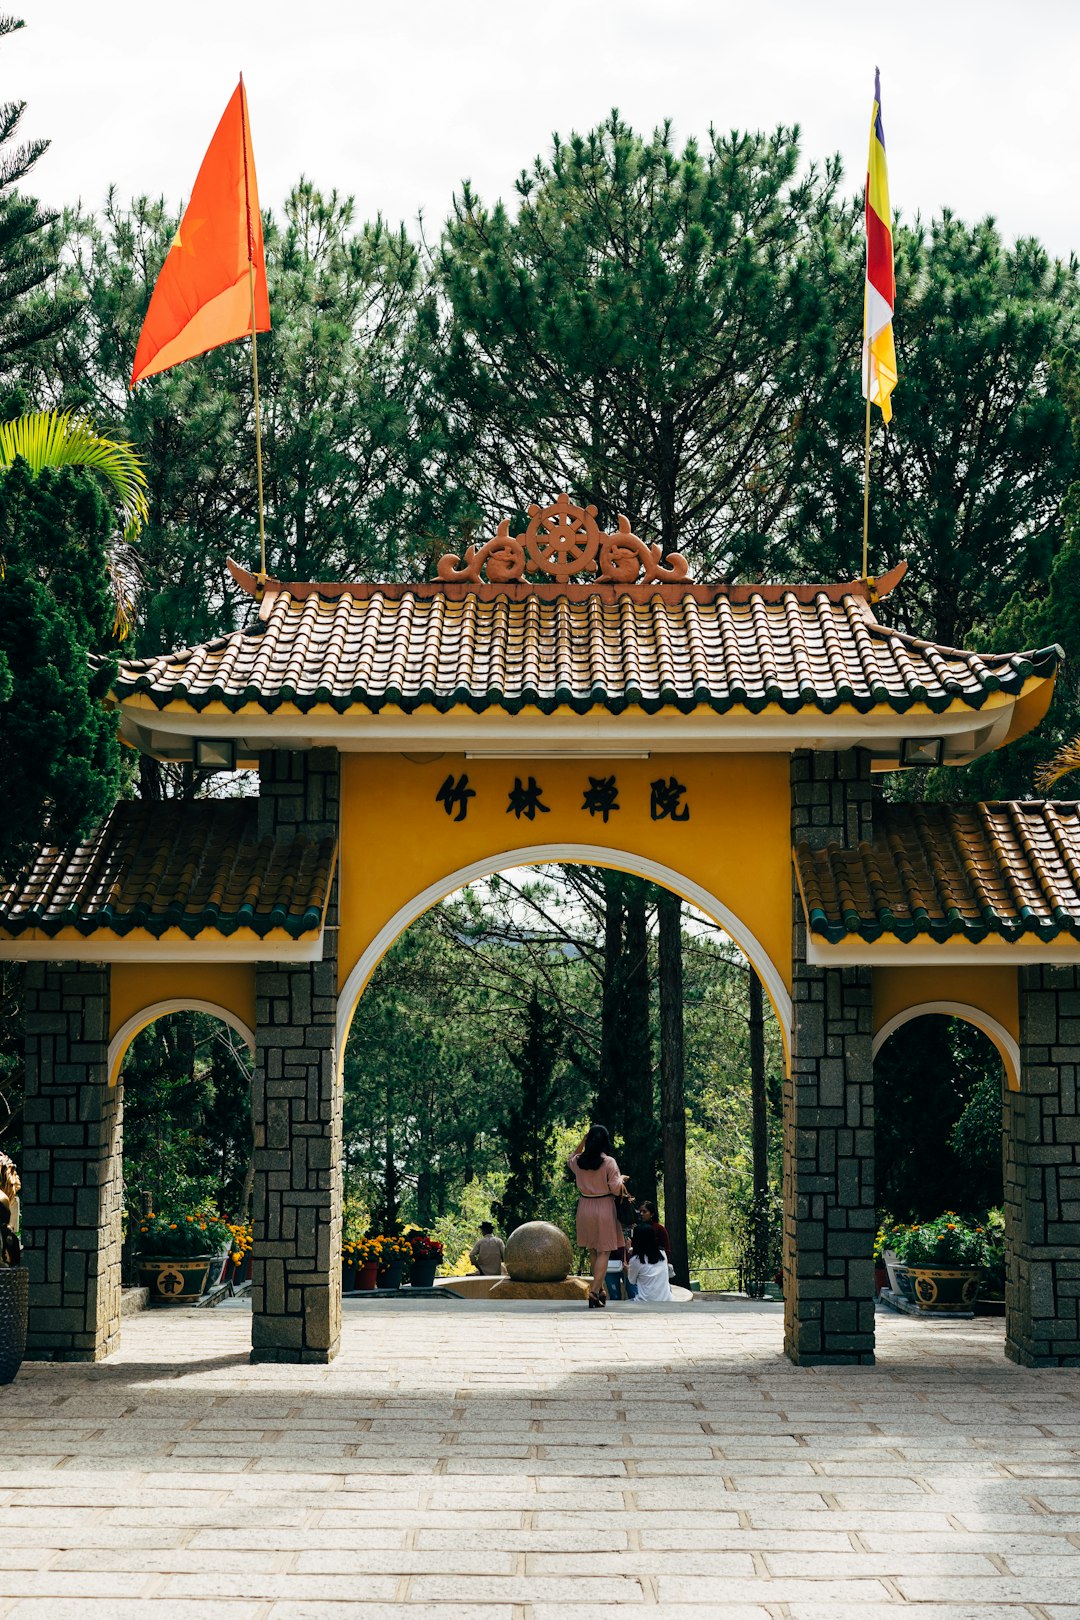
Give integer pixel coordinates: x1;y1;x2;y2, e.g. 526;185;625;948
2;1300;1080;1618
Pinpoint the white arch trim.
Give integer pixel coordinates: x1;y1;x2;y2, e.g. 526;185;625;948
108;999;256;1086
873;1000;1021;1091
335;842;792;1060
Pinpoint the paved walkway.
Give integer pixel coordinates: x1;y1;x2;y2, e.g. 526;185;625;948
2;1299;1080;1619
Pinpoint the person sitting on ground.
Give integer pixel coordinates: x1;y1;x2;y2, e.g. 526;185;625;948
627;1222;672;1303
468;1221;505;1276
638;1200;672;1265
0;1193;21;1268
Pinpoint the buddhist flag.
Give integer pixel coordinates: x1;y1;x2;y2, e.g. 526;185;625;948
863;67;897;423
131;78;269;388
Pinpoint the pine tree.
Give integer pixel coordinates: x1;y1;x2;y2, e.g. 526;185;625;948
499;989;562;1235
0;462;122;876
0;16;77;376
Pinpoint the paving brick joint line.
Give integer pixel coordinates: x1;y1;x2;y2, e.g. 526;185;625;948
1;1299;1079;1617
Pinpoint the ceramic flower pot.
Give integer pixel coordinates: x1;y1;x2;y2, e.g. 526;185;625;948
137;1256;212;1304
0;1266;28;1384
356;1260;379;1291
409;1255;438;1289
377;1259;402;1290
900;1265;983;1312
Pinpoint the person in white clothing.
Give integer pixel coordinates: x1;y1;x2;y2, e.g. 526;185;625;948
627;1223;672;1302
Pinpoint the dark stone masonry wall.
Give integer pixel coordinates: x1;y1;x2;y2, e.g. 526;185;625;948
21;962;121;1361
1006;965;1080;1366
785;750;876;1365
251;749;342;1364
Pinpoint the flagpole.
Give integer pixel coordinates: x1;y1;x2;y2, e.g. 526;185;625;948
861;386;872;585
248;259;267;585
238;74;267;587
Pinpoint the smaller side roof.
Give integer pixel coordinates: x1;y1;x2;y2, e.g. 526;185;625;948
795;801;1080;945
0;801;335;942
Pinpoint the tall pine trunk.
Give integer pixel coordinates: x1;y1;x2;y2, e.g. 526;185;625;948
747;965;770;1294
622;881;656;1205
596;870;625;1137
749;967;768;1204
657;887;689;1286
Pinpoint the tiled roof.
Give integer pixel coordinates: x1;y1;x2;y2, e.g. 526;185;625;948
111;561;1059;718
0;802;335;940
796;802;1080;945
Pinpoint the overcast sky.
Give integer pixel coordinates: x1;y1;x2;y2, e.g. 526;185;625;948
14;1;1080;259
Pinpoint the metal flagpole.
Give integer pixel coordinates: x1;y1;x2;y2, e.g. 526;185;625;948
861;386;872;586
239;74;267;588
248;259;266;586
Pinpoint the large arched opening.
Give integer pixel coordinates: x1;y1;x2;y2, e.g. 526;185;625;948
335;850;786;1296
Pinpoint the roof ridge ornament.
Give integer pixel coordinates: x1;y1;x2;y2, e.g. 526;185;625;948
436;494;692;585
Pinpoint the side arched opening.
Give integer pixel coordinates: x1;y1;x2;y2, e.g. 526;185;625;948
112;999;256;1291
872;1006;1009;1313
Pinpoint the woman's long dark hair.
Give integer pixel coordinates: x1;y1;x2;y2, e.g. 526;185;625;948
577;1123;612;1171
631;1223;662;1265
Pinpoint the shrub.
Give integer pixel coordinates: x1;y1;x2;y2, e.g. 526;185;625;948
136;1206;233;1257
893;1212;989;1268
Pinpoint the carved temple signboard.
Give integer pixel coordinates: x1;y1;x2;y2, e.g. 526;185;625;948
434;770;691;824
436;493;691;585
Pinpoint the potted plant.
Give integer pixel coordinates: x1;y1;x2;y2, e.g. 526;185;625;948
876;1218;908;1297
355;1237;383;1291
135;1207;234;1304
977;1208;1006;1316
341;1241;358;1293
891;1212;989;1312
406;1230;443;1289
225;1220;253;1286
376;1234;409;1290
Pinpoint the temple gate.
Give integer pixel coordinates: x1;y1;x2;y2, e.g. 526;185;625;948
2;496;1077;1366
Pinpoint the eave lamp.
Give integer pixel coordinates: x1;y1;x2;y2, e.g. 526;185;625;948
899;737;944;768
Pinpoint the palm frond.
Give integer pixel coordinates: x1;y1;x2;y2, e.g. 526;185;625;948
0;409;149;541
1035;739;1080;793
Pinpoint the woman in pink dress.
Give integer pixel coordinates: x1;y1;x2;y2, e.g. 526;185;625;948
567;1124;626;1308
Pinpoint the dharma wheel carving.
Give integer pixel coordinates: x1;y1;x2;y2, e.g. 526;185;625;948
436;494;692;585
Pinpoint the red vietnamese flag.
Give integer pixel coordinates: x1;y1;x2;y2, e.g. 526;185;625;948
131;78;269;388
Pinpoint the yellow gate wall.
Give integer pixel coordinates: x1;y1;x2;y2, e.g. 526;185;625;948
872;963;1021;1088
108;962;258;1084
338;749;793;1026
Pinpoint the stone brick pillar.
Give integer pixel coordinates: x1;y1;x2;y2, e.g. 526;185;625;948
21;963;121;1361
251;749;342;1364
1005;966;1080;1366
785;750;876;1365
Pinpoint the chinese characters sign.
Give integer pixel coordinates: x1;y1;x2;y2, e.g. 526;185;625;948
435;771;690;824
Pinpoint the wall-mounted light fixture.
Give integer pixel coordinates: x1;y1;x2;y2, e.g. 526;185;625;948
195;738;237;771
899;737;944;767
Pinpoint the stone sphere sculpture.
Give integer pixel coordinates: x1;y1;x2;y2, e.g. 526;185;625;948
504;1221;574;1283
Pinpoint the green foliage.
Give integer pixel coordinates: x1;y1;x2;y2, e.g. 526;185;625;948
499;987;564;1233
134;1204;233;1258
121;1011;253;1223
430;1173;508;1275
0;461;122;876
0;17;77;375
892;1211;990;1268
0;410;147;541
34;183;456;654
951;1069;1004;1179
874;1015;1003;1218
797;217;1079;647
728;1183;783;1297
434;113;842;572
